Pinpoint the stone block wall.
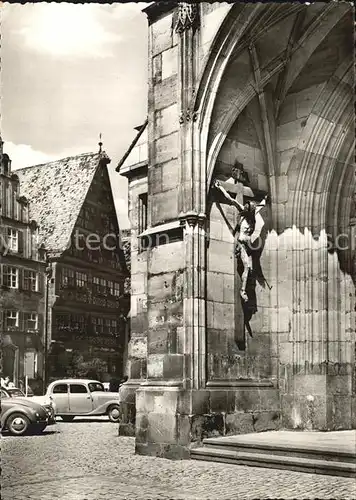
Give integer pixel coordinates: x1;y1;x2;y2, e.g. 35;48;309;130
135;385;281;457
119;170;148;436
146;241;185;381
148;9;180;228
128;172;148;383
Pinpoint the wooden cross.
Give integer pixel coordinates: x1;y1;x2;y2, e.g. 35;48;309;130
214;180;267;237
213;179;268;349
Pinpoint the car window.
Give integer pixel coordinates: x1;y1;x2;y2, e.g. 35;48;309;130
52;384;68;394
1;389;9;398
70;384;88;394
88;382;104;392
8;389;25;397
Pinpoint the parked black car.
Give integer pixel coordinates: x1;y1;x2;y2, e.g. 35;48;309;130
1;387;49;436
3;387;56;425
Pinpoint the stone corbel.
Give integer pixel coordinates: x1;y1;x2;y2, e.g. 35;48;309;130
175;2;200;33
179;109;198;125
179;212;206;231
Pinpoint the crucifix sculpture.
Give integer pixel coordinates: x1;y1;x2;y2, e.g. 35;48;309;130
213;163;269;347
215;180;268;302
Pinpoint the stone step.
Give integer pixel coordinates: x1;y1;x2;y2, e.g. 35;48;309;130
191;447;356;478
201;436;356;463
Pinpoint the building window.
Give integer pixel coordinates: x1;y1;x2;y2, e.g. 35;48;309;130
93;276;100;293
78;205;97;230
3;266;18;288
107;280;114;295
7;228;18;252
110;319;118;335
71;314;85;333
100;278;106;294
113;282;121;297
24;313;38;331
93;317;104;335
62;268;75;288
104;318;111;334
101;214;110;232
76;272;87;288
97;318;104;334
138;193;148;235
24;270;38;292
83;207;91;229
56;314;70;330
5;310;19;329
104;318;118;335
108;214;116;233
89;248;102;263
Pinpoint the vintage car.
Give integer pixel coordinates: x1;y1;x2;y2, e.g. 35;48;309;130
1;387;50;436
44;379;121;422
3;386;56;425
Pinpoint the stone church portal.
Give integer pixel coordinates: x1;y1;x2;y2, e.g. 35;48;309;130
117;2;355;457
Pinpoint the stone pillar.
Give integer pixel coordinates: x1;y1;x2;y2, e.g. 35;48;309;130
135;3;214;457
182;214;207;390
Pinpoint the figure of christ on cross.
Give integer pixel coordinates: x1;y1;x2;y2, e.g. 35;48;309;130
214;180;268;302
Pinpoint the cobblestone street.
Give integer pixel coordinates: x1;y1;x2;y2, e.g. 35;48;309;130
2;418;355;499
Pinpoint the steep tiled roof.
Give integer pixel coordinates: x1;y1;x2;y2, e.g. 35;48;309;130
16;152;109;256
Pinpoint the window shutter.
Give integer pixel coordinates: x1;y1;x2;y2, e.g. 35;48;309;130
18;311;23;331
0;226;7;254
18;230;24;256
38;314;44;345
38;271;44;294
17;268;23;290
3;265;9;287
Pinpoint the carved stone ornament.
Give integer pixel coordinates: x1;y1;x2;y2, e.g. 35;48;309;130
179;213;206;230
176;2;199;33
179;109;198;125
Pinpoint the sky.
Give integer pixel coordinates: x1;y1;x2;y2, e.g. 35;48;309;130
1;2;150;229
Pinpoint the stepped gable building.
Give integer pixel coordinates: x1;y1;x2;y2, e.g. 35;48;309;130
0;138;47;388
117;2;355;457
17;151;130;382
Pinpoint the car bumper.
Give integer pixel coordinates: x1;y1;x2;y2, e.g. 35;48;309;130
43;407;56;425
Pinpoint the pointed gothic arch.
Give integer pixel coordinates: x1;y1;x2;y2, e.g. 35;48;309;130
192;1;352;208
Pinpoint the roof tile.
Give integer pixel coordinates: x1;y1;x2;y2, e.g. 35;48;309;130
16;152;107;255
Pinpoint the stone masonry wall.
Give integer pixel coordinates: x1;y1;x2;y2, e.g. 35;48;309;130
148;9;180;227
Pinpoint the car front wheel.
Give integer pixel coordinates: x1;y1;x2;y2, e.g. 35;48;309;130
107;405;121;423
6;412;30;436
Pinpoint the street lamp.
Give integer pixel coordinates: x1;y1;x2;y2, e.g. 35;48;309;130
43;260;53;393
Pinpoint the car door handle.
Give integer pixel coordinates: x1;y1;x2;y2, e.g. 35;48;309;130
86;396;91;399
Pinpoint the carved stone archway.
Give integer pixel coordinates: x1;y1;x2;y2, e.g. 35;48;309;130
132;1;354;459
